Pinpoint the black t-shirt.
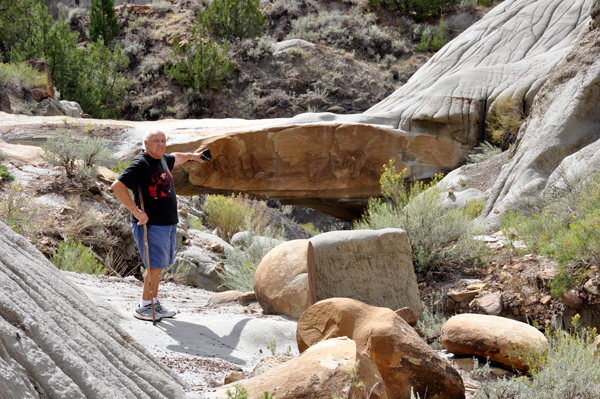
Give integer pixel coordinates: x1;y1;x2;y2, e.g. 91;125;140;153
118;151;178;226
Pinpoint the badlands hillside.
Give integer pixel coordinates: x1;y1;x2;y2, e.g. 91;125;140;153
1;0;600;398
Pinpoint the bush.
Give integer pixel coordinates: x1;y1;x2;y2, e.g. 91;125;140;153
110;160;131;174
287;7;404;60
416;291;447;349
204;0;267;39
89;0;120;44
165;22;235;91
50;238;105;274
355;160;485;275
41;131;111;186
0;166;14;181
0;62;50;92
468;141;502;164
203;195;254;241
417;18;447;52
219;221;283;291
487;94;525;148
150;0;173;14
0;0;42;62
475;328;600;399
0;181;40;238
500;170;600;297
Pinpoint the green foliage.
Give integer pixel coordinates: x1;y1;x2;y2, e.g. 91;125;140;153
0;0;39;61
287;7;404;60
50;238;105;274
71;40;130;119
475;328;600;399
226;384;248;399
468;141;502;164
0;62;49;91
188;215;205;231
487;94;525;146
0;181;40;238
204;0;267;39
501;171;600;297
110;160;131;174
89;0;120;44
41;131;110;186
417;18;447;51
416;291;447;349
478;0;493;6
266;339;292;356
368;0;456;21
0;166;14;181
219;221;283;291
300;222;322;236
165;22;235;91
464;199;485;219
203;195;253;242
356;160;485;275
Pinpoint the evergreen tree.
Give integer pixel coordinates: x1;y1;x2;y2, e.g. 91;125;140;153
0;0;42;62
204;0;267;39
165;23;235;91
89;0;120;44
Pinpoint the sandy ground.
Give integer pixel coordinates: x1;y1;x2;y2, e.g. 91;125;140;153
64;272;299;398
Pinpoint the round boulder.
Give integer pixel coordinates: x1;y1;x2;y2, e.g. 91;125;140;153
254;239;316;318
441;314;548;372
297;298;465;399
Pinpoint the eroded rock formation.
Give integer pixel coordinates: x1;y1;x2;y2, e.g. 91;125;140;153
0;221;186;398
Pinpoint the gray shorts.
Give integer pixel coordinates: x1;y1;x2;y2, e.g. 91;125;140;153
131;223;177;270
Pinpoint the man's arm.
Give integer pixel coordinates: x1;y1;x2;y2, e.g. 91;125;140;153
172;152;204;167
111;179;149;225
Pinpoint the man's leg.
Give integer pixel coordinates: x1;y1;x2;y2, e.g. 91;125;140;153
142;266;162;301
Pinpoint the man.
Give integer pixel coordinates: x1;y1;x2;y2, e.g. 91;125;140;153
111;129;207;321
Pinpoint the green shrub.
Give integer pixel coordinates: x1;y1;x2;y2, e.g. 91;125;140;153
300;222;322;236
286;7;404;60
219;222;283;291
50;238;105;274
188;215;204;230
468;141;502;163
487;94;525;146
478;0;493;6
475;328;600;399
203;195;254;242
463;199;485;219
368;0;456;21
89;0;120;44
204;0;267;39
0;0;44;62
0;181;40;238
165;22;235;91
356;161;485;275
416;291;447;349
0;166;14;181
110;160;131;174
501;171;600;297
0;62;50;90
417;18;447;52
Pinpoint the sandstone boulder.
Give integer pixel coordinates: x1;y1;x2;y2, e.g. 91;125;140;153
0;221;186;398
297;298;465;399
395;307;419;327
208;337;388;399
476;293;503;315
254;239;316;318
310;229;423;316
207;290;256;306
441;314;548;372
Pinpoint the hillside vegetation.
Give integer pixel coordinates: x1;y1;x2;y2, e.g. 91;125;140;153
0;0;490;120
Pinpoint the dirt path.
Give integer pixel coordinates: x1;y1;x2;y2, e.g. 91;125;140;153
65;272;298;398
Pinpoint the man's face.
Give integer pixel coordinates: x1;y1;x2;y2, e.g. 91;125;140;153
145;131;166;159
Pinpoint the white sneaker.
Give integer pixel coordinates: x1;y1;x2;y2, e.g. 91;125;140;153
154;300;176;318
134;304;162;322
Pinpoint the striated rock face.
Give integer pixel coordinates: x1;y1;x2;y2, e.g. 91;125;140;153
441;314;548;372
310;229;423;316
0;221;186;398
367;0;593;138
482;22;600;229
208;337;388;399
297;298;465;399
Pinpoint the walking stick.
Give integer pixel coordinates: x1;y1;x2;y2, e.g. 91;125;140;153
138;187;157;325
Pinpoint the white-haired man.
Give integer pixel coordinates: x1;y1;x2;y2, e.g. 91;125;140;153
111;129;207;321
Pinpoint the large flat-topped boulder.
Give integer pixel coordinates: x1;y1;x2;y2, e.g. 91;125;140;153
367;0;594;140
0;221;186;398
168;122;465;219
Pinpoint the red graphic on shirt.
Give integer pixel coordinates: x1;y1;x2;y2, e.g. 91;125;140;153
148;170;174;199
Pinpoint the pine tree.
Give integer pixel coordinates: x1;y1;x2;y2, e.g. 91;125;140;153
204;0;267;39
89;0;120;44
165;23;236;92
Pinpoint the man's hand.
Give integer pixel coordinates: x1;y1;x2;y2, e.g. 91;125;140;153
134;208;149;225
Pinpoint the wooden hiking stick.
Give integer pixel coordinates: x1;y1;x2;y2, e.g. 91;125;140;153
138;187;157;325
